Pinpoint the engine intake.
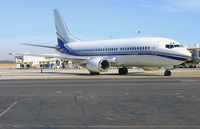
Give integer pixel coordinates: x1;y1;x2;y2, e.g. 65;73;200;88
86;58;111;73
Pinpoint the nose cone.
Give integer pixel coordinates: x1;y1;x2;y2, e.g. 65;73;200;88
176;48;192;59
185;50;192;58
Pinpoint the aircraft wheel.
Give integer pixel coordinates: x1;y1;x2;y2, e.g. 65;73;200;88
164;70;171;76
119;67;128;75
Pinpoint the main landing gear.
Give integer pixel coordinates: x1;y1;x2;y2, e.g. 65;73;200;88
118;67;128;75
164;70;171;76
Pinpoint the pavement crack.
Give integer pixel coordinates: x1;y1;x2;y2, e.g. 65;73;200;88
74;92;86;117
74;91;88;126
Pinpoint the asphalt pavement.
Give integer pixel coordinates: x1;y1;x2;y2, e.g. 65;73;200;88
0;78;200;129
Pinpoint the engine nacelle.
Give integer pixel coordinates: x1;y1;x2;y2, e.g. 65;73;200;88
86;58;111;73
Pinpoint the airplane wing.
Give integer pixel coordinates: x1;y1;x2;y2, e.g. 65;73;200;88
9;53;89;60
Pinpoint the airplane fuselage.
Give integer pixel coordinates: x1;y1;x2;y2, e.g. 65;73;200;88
56;37;191;68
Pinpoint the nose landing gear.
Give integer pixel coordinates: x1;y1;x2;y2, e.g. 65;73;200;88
164;70;171;76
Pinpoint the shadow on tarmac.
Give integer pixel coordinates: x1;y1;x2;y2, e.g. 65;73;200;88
43;71;162;77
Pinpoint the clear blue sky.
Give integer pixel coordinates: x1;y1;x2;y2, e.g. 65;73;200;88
1;0;200;60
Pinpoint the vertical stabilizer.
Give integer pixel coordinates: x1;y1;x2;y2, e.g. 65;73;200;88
53;9;80;45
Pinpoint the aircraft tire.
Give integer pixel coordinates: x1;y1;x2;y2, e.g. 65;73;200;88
164;70;171;76
119;67;128;75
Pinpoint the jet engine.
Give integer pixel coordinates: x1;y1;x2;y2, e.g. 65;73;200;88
86;58;111;73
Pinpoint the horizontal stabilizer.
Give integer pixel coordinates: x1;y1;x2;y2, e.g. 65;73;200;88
22;43;58;49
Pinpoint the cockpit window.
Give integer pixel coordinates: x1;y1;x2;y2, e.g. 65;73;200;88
165;45;173;48
165;44;181;49
170;45;174;48
174;45;180;47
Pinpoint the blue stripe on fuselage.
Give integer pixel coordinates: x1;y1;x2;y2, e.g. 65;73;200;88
57;38;80;56
57;38;65;46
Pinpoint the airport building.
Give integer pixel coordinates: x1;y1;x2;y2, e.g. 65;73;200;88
13;53;73;69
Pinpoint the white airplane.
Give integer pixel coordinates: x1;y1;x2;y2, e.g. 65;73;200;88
11;9;191;76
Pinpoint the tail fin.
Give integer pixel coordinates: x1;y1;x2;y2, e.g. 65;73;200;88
53;9;80;45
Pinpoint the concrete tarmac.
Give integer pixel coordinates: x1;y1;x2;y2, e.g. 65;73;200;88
0;68;200;79
0;78;200;129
